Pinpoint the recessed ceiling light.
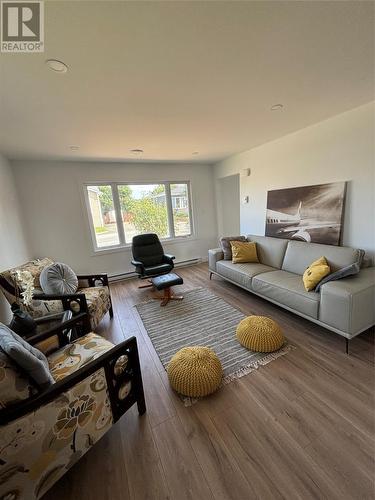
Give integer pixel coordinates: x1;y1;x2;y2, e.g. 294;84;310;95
69;145;80;151
192;151;199;155
130;149;144;154
46;59;68;73
270;104;284;111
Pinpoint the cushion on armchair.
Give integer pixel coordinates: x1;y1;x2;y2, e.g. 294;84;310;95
0;323;54;388
3;258;54;290
0;257;54;306
12;257;54;288
40;262;78;295
0;350;37;407
79;286;111;329
0;368;113;499
48;332;119;381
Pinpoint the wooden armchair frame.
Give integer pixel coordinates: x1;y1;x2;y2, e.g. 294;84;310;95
0;272;114;335
0;314;146;426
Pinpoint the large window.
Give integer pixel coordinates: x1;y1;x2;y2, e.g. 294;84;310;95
85;182;193;250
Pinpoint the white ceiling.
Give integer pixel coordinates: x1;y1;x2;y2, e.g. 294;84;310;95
0;0;374;163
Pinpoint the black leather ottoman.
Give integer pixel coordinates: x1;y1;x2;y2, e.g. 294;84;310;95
151;273;184;306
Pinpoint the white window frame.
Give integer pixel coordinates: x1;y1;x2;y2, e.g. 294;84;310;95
83;181;194;253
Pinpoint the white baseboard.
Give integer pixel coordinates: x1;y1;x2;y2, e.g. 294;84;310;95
108;257;205;283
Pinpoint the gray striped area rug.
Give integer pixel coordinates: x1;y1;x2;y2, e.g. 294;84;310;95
135;288;292;388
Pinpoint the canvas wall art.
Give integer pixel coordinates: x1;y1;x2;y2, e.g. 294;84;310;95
265;181;346;245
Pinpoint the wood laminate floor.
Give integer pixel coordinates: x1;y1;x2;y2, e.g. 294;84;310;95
45;263;375;500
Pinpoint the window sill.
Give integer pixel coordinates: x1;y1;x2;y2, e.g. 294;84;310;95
90;235;197;257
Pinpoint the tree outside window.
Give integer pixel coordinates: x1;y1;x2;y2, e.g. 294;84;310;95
86;182;192;249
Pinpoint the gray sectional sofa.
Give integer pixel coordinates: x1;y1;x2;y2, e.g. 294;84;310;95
209;235;375;348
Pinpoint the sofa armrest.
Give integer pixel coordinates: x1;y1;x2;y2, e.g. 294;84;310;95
319;268;375;337
208;248;224;272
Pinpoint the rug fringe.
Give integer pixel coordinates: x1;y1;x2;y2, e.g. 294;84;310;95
181;343;295;407
221;343;295;386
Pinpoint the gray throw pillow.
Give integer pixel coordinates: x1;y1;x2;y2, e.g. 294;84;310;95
220;236;247;260
315;262;361;292
0;322;54;388
40;262;78;295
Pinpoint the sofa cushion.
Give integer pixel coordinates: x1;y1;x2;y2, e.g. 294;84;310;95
302;257;331;291
315;262;360;292
282;240;362;275
230;241;259;264
216;261;276;289
246;235;288;269
48;332;116;381
252;270;320;318
220;236;247;260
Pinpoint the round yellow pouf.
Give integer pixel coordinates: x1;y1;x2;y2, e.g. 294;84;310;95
236;316;284;352
167;346;223;397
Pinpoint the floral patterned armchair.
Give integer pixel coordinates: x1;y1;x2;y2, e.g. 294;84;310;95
0;258;114;333
0;313;146;499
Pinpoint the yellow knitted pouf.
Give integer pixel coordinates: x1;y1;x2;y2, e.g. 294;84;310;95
167;346;223;397
236;316;284;352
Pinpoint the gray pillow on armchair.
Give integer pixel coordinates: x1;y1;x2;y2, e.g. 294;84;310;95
40;262;78;295
0;322;54;388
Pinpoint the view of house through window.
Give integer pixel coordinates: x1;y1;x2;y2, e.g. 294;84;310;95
86;182;192;249
171;184;191;236
87;185;120;248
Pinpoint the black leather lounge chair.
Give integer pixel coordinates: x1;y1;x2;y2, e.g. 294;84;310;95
131;234;175;285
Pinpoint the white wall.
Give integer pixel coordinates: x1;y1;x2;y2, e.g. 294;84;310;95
11;161;218;277
0;154;31;322
217;174;240;236
214;102;375;258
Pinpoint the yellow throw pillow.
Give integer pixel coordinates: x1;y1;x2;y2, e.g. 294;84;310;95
230;241;259;264
303;256;331;291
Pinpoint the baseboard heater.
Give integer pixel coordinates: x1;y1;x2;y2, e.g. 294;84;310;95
108;257;204;283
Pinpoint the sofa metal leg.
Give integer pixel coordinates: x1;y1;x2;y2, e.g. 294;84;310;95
109;304;114;318
345;338;349;355
209;272;213;280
